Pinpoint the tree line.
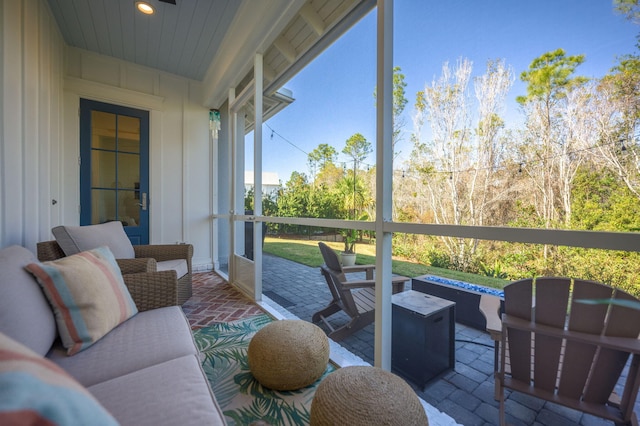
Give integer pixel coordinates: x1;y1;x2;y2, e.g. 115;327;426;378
249;38;640;294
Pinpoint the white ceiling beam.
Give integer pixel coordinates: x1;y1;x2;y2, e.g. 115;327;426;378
202;0;306;108
299;3;325;35
274;36;297;64
264;0;376;96
230;80;256;113
263;63;276;83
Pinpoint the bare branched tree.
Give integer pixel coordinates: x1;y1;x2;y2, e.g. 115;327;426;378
591;55;640;199
473;59;515;226
408;58;513;270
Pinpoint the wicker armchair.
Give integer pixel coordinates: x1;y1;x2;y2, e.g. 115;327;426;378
132;243;193;304
37;240;192;311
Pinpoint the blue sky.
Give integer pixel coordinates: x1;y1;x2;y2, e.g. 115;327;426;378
251;1;639;184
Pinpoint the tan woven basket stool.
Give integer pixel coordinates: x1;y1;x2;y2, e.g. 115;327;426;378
247;320;329;391
310;366;429;426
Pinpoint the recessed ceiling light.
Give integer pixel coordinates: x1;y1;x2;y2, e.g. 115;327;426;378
136;2;154;15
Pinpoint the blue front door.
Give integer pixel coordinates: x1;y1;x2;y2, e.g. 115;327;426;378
79;99;150;245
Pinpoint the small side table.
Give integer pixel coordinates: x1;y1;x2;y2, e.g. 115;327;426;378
392;290;456;389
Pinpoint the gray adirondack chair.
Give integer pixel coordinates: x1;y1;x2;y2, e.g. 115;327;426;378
481;277;640;425
312;242;409;341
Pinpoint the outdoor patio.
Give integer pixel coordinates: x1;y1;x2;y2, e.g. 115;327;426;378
186;253;639;426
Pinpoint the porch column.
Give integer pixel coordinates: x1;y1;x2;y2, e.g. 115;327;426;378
210;109;220;271
227;89;236;281
253;54;263;301
374;0;394;370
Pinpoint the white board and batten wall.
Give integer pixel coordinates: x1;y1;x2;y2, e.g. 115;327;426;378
1;0;216;271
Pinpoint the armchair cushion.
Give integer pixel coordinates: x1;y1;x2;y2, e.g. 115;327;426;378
52;222;135;259
157;259;188;279
0;332;117;426
25;247;138;356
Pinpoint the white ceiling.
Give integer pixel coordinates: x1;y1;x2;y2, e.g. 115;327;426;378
47;0;375;109
47;0;241;81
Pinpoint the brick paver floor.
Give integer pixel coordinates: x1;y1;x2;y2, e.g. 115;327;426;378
185;254;638;425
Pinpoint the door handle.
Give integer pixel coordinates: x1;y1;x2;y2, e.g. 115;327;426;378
138;193;147;211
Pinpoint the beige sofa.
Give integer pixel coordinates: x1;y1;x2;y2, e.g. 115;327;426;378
0;244;226;425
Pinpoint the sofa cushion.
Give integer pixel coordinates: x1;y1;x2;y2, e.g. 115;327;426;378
47;306;197;387
52;221;135;259
157;259;188;279
25;246;138;355
0;332;118;426
88;354;227;426
0;245;57;356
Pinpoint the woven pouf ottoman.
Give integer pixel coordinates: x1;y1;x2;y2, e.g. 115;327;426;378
247;320;329;391
310;366;429;426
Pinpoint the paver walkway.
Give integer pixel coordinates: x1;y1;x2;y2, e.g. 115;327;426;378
261;253;635;426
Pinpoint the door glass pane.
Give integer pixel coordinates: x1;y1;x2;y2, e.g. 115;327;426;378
118;152;140;189
91;151;116;188
82;100;148;243
91;189;116;224
90;112;141;226
119;190;139;226
119;138;140;153
118;116;140;153
91;111;116;149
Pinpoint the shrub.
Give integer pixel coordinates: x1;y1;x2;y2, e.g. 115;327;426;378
427;249;451;269
478;260;508;279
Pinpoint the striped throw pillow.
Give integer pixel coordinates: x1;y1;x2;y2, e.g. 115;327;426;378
0;332;118;425
25;246;138;355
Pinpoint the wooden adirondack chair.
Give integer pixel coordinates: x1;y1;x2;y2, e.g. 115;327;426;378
480;277;640;425
312;242;409;341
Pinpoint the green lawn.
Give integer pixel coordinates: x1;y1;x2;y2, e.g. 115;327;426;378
263;236;509;290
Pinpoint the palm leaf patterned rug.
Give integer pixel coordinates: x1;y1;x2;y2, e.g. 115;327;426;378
193;314;336;425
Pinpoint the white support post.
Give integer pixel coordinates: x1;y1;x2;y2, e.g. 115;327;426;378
234;113;245;258
228;88;236;282
374;0;394;370
210;110;219;271
254;54;264;301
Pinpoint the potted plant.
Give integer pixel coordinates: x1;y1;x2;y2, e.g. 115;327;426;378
341;229;357;266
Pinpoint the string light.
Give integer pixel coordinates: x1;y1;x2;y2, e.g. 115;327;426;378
265;123;379;171
264;123;308;156
263;123;630;178
398;138;631;179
